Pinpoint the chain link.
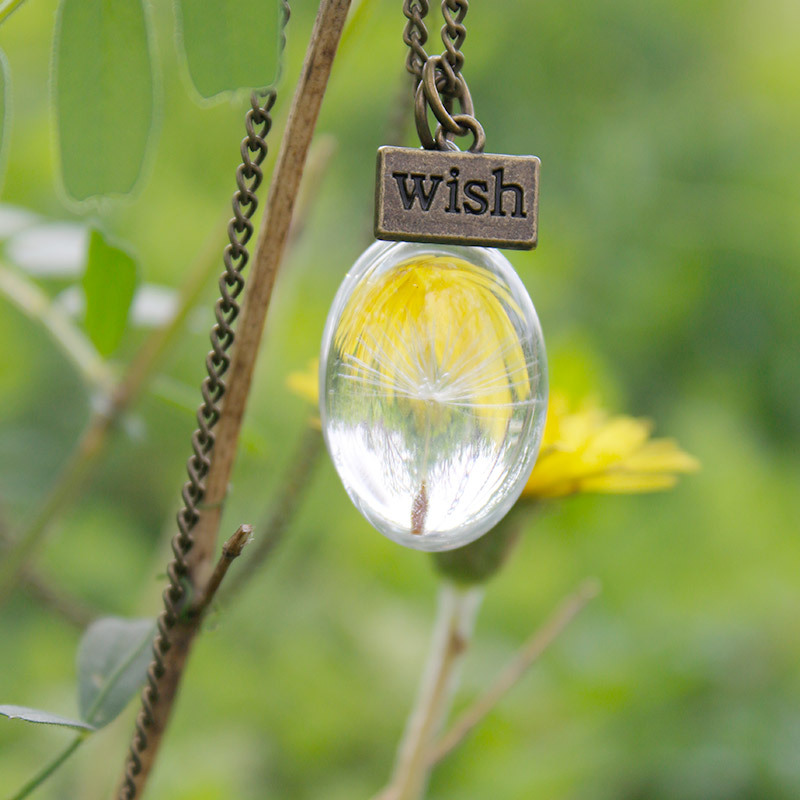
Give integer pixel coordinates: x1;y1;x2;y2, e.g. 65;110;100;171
119;5;289;798
403;0;430;83
405;0;484;152
439;0;468;94
415;54;473;149
119;93;275;800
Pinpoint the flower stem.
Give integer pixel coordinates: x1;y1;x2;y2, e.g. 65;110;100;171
0;223;226;610
116;1;353;795
0;265;112;393
7;733;87;800
219;427;324;604
375;582;484;800
0;0;29;26
430;578;601;764
0;427;107;607
180;0;353;588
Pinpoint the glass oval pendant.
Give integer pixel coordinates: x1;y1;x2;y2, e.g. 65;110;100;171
320;241;548;552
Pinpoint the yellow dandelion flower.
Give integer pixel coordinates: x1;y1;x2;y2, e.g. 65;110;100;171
333;254;536;442
288;360;697;502
318;243;547;548
523;392;699;499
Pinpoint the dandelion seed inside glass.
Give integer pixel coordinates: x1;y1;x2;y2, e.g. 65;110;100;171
320;241;548;552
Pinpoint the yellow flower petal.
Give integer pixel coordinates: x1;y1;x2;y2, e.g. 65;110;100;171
524;451;587;498
523;394;698;499
334;254;535;442
578;472;679;493
580;417;653;469
620;438;701;473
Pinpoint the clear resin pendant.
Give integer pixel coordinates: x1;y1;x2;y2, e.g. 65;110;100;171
320;241;548;552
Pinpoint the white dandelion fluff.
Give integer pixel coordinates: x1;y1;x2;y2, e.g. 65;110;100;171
320;241;548;552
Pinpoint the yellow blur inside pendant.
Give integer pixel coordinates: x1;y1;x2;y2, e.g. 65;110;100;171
320;241;548;552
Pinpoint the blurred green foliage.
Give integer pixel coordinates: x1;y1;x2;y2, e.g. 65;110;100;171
82;228;138;357
175;0;283;99
0;46;7;191
53;0;155;200
0;0;798;799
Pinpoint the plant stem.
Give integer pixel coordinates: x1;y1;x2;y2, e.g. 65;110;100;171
220;427;323;603
374;582;484;800
111;220;229;416
116;525;253;799
0;0;29;26
430;578;601;765
7;733;86;800
0;224;227;610
189;524;251;618
0;265;113;392
182;0;353;590
0;424;109;607
115;2;352;795
0;504;98;628
18;565;97;628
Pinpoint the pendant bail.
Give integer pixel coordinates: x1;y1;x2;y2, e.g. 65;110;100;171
414;54;483;152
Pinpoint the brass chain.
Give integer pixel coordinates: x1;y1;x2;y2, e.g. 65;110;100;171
405;0;485;153
403;0;429;83
118;3;290;798
439;0;468;93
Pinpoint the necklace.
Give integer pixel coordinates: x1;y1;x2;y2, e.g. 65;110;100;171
320;1;548;551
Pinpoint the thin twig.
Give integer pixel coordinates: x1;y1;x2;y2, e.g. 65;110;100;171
190;525;252;619
0;503;98;628
220;427;323;603
181;0;353;591
372;583;484;800
115;525;254;799
214;138;333;605
18;567;97;629
430;579;601;765
0;0;29;25
0;222;227;609
7;733;88;800
114;2;352;795
0;265;112;392
214;136;333;604
0;0;364;615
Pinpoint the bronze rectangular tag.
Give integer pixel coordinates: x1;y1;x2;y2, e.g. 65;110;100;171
375;146;539;250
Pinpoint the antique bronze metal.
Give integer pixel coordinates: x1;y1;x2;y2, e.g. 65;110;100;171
376;0;541;250
375;146;540;249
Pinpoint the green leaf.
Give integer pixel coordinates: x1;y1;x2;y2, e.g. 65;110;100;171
0;705;95;732
82;228;139;357
0;47;9;192
77;617;155;728
53;0;155;200
175;0;283;99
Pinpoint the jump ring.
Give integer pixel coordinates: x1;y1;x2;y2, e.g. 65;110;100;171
434;114;485;153
421;55;473;133
415;55;476;150
414;82;438;149
415;81;464;148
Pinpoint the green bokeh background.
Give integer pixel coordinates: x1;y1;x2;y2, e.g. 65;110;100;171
1;0;799;798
